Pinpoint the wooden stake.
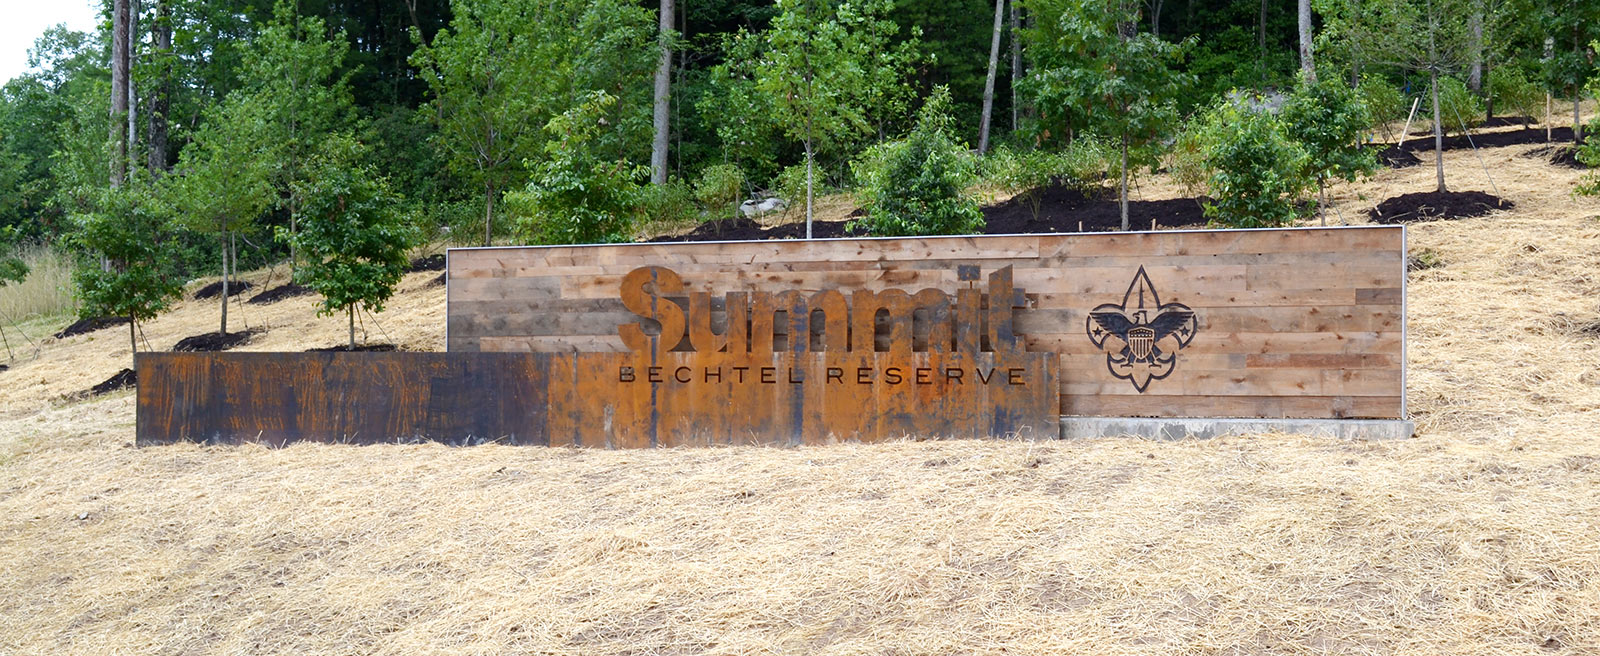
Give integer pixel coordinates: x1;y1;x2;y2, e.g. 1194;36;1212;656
1399;97;1421;147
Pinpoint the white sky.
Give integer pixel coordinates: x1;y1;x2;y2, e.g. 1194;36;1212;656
1;0;101;85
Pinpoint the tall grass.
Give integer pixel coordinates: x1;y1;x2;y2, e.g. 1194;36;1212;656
0;244;78;323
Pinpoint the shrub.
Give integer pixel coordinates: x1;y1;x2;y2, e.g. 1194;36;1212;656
1488;66;1543;125
1167;117;1210;198
1196;95;1315;228
510;93;648;245
694;164;746;220
851;87;983;237
638;179;699;229
1356;76;1407;138
985;138;1110;222
772;164;811;215
1427;76;1484;136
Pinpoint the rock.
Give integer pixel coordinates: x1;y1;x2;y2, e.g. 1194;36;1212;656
738;197;789;218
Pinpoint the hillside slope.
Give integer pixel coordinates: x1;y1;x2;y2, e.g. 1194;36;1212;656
1;132;1599;654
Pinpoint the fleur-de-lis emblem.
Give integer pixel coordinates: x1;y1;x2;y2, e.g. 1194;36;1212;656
1085;266;1198;393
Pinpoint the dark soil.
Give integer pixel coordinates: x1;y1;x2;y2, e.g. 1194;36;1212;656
425;273;446;288
1368;191;1512;224
307;343;399;352
1523;144;1590;169
1481;116;1536;128
0;364;8;373
650;184;1207;243
193;279;255;300
91;368;136;395
1396;126;1575;153
408;253;446;272
246;283;313;305
52;316;131;339
172;328;264;352
1375;145;1422;168
980;185;1207;233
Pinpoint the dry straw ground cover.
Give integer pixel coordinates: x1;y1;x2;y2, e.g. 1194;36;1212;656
2;124;1599;654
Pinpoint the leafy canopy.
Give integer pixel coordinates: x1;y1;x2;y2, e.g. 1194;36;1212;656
69;177;186;326
1281;74;1379;186
283;152;418;322
1195;95;1316;229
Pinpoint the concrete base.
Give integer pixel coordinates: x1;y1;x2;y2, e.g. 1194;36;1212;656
1059;417;1415;441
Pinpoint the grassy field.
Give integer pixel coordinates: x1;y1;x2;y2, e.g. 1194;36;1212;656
1;125;1599;654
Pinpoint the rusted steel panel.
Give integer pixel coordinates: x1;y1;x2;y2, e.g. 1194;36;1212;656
136;352;550;446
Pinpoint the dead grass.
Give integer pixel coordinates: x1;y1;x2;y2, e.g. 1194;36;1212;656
0;244;77;324
2;125;1600;654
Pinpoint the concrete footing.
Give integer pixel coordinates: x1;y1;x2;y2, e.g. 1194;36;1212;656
1059;417;1415;441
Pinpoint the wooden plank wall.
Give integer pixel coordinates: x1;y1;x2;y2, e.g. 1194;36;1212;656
447;227;1406;419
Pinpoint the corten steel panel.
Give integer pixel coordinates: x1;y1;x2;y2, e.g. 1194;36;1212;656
136;351;1056;447
136;352;551;446
447;226;1407;420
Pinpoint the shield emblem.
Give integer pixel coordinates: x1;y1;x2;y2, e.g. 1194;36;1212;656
1127;326;1155;360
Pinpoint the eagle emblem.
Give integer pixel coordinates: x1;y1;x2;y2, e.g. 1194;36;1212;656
1086;266;1198;392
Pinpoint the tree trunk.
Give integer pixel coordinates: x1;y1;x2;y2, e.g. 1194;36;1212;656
1119;134;1130;231
1010;1;1020;132
220;230;229;335
1298;0;1315;81
1575;88;1583;143
109;0;130;187
1431;69;1446;193
1468;4;1482;92
147;0;171;173
804;135;814;240
483;184;495;246
650;0;673;185
979;0;1004;154
349;306;356;349
127;0;140;158
1149;0;1162;37
130;314;137;370
1258;0;1267;82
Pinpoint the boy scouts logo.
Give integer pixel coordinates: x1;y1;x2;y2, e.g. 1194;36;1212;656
1085;267;1198;392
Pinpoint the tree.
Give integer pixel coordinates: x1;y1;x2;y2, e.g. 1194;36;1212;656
1371;0;1477;193
1282;73;1378;223
755;0;920;239
284;158;417;350
853;87;984;236
70;177;185;369
168;94;275;337
1538;0;1600;143
1024;0;1191;229
510;92;649;245
242;3;359;267
414;0;654;246
651;0;675;184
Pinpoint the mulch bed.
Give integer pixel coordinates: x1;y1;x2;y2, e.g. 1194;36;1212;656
1368;190;1512;224
0;364;8;373
425;273;446;288
52;316;130;339
246;283;313;305
1375;145;1422;168
192;279;255;300
1481;116;1536;129
1522;144;1590;169
651;184;1207;243
306;343;399;352
90;368;136;396
408;254;446;272
1396;126;1575;153
172;328;264;352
